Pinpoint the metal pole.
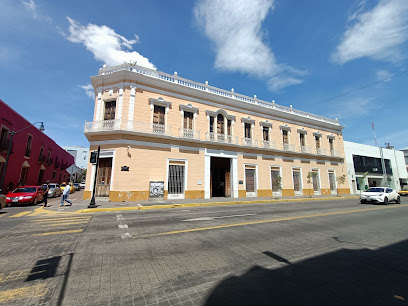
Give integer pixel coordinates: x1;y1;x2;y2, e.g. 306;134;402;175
88;146;100;208
0;130;14;194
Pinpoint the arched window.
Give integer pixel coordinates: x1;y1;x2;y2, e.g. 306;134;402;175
217;114;224;134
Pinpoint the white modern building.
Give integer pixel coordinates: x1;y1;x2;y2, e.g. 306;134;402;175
344;141;408;194
401;148;408;172
63;146;89;169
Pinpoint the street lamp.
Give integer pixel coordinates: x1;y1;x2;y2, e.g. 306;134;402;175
0;122;45;194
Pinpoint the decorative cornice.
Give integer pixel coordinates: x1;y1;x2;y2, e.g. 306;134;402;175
241;116;255;125
313;131;323;137
297;128;307;134
327;134;335;140
259;120;272;128
179;104;199;114
206;109;236;121
280;125;291;132
149;97;171;108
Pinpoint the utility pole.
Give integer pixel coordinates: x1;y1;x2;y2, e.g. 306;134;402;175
88;146;100;208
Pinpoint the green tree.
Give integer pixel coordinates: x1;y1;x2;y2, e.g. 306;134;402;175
271;176;282;199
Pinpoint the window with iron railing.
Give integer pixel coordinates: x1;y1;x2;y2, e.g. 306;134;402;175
25;135;32;157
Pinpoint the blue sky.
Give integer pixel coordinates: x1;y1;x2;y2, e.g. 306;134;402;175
1;0;408;149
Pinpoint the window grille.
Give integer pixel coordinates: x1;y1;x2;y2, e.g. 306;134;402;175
168;165;185;194
293;170;301;191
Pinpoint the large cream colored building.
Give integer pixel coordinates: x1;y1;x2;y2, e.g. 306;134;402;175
83;63;349;201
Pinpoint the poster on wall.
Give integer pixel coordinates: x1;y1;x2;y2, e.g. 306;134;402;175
149;181;164;198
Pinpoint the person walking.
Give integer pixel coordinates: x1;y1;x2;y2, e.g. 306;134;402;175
61;184;73;206
43;180;50;207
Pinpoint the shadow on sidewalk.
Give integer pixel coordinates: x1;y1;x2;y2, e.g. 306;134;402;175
204;240;408;305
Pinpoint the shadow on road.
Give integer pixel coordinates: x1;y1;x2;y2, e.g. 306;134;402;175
205;240;408;305
25;253;74;306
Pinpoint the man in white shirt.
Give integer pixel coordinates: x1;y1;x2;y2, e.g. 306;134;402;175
61;184;73;206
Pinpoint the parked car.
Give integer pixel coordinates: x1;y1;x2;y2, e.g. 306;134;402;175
398;188;408;196
79;182;86;189
360;187;401;204
5;186;44;205
73;183;81;191
47;183;62;197
60;182;75;194
0;194;5;210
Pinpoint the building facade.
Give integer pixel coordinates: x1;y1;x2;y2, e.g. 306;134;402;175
83;63;349;201
0;100;75;193
401;148;408;173
63;146;89;169
344;141;408;194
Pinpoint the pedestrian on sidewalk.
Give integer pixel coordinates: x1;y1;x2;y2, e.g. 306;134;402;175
42;180;50;207
61;184;73;206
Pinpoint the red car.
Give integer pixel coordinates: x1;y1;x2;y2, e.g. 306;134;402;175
5;186;44;206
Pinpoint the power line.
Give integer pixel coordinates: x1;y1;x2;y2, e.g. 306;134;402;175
304;69;408;107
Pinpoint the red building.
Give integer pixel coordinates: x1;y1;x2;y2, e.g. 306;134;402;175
0;99;74;193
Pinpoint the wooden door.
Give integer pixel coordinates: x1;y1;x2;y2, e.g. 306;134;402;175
96;158;112;197
225;171;231;197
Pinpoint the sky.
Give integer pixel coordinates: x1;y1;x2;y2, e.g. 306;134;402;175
1;0;408;149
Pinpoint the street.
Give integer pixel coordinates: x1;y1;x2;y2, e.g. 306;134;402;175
1;197;408;305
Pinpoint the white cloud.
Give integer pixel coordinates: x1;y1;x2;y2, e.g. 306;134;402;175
375;69;393;81
21;0;37;17
21;0;51;22
80;84;95;100
331;97;381;120
65;17;156;69
194;0;306;91
332;0;408;64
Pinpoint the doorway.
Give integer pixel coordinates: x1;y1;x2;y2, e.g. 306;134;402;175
96;158;112;197
210;157;231;197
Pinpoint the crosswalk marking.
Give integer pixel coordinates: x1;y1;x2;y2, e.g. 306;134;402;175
36;221;89;227
33;216;89;222
33;229;84;236
10;211;32;218
0;284;47;303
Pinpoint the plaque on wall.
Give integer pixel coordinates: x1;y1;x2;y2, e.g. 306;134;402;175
149;181;164;198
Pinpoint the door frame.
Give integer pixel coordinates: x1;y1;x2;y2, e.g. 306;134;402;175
270;165;282;197
166;158;188;199
328;169;337;195
312;168;321;195
89;149;115;196
292;167;303;196
244;163;258;197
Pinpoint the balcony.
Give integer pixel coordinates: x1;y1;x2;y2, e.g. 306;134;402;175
84;119;121;132
262;141;276;149
206;133;239;144
179;128;200;140
300;146;312;154
242;137;258;147
84;119;343;159
330;150;340;157
283;144;296;152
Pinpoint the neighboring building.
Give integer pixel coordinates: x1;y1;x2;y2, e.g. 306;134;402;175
401;148;408;173
344;141;408;194
0;100;74;193
83;63;349;201
63;146;89;169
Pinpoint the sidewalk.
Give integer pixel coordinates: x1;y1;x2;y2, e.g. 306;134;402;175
44;194;360;214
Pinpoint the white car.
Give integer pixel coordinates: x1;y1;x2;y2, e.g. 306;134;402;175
360;187;401;205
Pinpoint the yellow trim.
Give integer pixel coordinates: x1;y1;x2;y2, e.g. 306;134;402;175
0;284;47;303
32;229;83;236
76;196;360;213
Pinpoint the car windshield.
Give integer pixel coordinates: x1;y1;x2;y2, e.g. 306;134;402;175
50;184;57;188
74;183;79;186
61;184;66;187
366;187;385;193
13;187;37;193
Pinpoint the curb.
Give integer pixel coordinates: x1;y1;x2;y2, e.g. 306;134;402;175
75;196;360;214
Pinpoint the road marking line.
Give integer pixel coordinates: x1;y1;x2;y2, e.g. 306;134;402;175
33;229;84;236
0;284;47;303
36;221;89;227
121;232;132;239
9;211;32;218
33;217;90;222
183;213;256;221
135;203;408;239
118;224;129;229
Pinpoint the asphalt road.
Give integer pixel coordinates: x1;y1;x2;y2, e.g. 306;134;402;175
1;197;408;305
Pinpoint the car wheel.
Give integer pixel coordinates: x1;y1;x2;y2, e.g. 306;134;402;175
360;199;366;204
383;197;389;205
396;196;401;204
